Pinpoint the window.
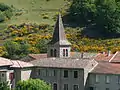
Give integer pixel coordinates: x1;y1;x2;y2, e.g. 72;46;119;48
64;84;68;90
89;87;94;90
64;70;68;78
50;49;53;57
118;76;120;84
63;49;65;57
105;76;110;84
73;85;79;90
54;70;57;76
74;71;78;78
53;83;57;90
95;87;98;90
66;49;68;57
106;88;109;90
54;49;57;57
95;75;99;83
1;73;4;77
38;69;41;75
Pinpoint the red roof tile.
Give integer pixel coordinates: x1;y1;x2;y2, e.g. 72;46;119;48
91;62;120;74
109;52;120;63
94;53;114;62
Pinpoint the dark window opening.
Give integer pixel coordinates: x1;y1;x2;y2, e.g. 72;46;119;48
106;88;109;90
50;49;53;57
74;71;78;78
53;83;57;90
89;87;94;90
64;84;68;90
73;85;78;90
38;69;41;75
54;70;57;76
64;70;68;78
54;49;57;57
66;49;68;57
63;49;65;57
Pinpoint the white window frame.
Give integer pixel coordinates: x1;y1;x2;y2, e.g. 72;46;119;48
95;74;99;83
118;76;120;84
105;75;110;84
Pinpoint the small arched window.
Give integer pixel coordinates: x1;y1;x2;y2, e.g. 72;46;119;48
54;49;57;57
63;49;65;57
66;49;68;57
53;83;57;90
50;49;53;57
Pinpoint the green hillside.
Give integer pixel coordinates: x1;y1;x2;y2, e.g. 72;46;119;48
1;0;120;59
0;0;66;25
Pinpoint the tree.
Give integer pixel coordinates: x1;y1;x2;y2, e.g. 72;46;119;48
0;3;11;11
69;0;120;34
0;82;10;90
4;40;30;59
36;39;50;53
0;11;5;22
16;79;52;90
69;0;96;24
95;0;120;33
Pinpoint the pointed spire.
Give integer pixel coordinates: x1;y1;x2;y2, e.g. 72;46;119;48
49;13;71;46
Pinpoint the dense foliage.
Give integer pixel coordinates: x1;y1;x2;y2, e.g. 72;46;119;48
0;3;13;22
16;79;52;90
0;82;10;90
0;23;120;59
69;0;120;33
4;40;30;59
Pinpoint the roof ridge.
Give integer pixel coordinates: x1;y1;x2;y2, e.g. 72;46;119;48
109;51;118;62
16;60;22;68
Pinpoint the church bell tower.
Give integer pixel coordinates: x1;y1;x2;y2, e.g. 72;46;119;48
47;14;71;58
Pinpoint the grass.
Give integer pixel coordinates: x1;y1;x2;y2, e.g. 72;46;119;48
0;0;67;44
0;0;66;25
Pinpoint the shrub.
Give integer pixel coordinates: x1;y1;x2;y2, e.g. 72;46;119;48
16;79;52;90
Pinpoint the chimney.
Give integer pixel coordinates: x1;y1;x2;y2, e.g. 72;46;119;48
102;52;105;54
107;50;111;56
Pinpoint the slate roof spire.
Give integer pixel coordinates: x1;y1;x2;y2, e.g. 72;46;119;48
49;13;71;45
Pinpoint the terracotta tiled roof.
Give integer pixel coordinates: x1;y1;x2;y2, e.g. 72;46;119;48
109;52;120;63
0;57;12;66
91;62;120;74
94;53;114;62
11;60;33;68
29;54;47;60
